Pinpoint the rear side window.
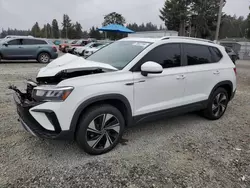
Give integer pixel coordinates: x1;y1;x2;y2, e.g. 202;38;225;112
183;44;212;65
92;43;103;47
22;39;47;45
8;39;21;45
138;43;181;69
209;47;222;62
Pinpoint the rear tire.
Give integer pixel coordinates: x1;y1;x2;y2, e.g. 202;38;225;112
37;52;50;63
76;104;125;155
202;88;229;120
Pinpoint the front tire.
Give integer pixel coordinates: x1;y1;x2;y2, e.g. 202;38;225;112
202;88;229;120
37;52;50;63
76;104;125;155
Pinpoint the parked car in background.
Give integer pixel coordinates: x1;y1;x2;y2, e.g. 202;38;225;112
225;47;239;64
53;40;62;45
66;39;90;54
74;42;110;56
59;40;77;53
84;42;112;57
0;37;58;63
3;35;34;40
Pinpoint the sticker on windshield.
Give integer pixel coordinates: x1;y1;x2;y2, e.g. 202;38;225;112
132;42;150;48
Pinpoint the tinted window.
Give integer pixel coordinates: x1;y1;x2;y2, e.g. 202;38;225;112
22;39;47;45
81;41;88;45
8;39;21;45
209;47;222;62
92;43;104;47
138;44;181;69
184;44;212;65
225;47;231;53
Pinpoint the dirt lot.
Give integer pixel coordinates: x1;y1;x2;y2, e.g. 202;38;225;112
0;60;250;188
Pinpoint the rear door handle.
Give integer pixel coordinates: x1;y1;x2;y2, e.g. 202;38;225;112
176;75;186;80
213;71;220;75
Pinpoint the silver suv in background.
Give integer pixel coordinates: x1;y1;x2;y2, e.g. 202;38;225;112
3;35;34;40
0;38;58;63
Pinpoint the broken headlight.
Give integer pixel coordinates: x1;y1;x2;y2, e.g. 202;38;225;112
33;86;74;102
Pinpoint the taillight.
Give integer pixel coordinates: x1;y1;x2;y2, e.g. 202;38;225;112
52;46;57;52
233;67;237;75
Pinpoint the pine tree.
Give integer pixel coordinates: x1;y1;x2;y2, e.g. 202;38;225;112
160;0;191;35
52;19;60;38
31;22;41;37
61;14;72;38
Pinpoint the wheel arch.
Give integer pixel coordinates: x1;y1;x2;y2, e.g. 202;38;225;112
209;81;233;101
37;50;51;59
70;94;133;137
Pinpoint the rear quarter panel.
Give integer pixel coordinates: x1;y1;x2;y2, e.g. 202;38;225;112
37;45;57;59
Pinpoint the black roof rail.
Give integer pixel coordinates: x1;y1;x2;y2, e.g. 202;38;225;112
161;36;215;44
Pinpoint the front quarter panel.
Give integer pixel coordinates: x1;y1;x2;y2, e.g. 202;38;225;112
41;71;134;131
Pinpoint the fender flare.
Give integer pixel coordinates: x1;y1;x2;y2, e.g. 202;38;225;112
208;80;233;100
69;94;133;134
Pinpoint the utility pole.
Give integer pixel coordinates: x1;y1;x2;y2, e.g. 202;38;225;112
215;0;225;41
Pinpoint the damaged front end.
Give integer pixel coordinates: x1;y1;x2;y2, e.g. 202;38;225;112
9;54;118;140
9;80;73;140
9;79;37;103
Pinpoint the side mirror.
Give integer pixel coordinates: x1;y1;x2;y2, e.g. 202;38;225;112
3;42;8;46
141;61;163;76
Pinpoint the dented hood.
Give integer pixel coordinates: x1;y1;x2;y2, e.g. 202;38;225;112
37;53;117;78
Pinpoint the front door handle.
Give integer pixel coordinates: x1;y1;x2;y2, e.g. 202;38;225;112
213;70;220;75
176;75;186;80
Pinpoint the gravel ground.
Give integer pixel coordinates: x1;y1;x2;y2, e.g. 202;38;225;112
0;60;250;188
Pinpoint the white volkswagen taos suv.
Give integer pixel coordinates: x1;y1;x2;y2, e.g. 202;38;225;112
11;36;237;155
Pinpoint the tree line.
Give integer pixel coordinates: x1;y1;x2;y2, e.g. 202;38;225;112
0;13;164;40
159;0;250;39
1;1;250;40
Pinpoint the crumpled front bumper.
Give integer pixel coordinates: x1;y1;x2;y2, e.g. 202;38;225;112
13;92;74;140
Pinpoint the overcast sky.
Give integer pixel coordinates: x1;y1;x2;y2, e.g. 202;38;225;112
0;0;249;31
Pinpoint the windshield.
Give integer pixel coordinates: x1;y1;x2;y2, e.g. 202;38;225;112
86;41;151;70
0;38;9;44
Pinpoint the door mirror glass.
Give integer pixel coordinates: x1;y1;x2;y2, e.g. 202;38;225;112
141;61;163;76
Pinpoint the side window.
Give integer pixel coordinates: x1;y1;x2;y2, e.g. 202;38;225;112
23;39;47;45
225;47;231;53
184;44;212;65
36;40;47;45
22;39;33;45
8;39;21;45
209;47;222;62
139;44;181;69
93;43;102;47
